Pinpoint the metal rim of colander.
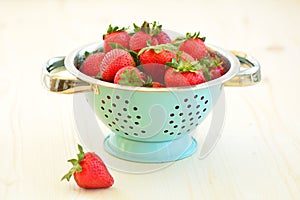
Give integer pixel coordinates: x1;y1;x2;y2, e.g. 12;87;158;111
64;41;240;92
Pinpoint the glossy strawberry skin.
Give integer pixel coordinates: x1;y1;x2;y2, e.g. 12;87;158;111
164;68;206;87
74;152;114;189
80;52;105;77
129;31;158;53
104;31;130;52
179;38;208;59
140;49;176;83
100;49;135;82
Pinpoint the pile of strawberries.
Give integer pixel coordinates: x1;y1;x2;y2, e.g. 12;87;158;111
79;21;227;88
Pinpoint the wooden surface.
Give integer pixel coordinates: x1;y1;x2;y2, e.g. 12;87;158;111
1;0;300;199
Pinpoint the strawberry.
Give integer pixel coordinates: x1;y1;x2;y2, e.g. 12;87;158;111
198;54;226;80
80;52;105;77
177;32;208;59
151;21;171;44
209;65;225;80
100;49;135;82
165;58;206;87
61;144;114;189
138;44;177;83
208;55;226;79
114;66;145;86
152;82;165;88
129;31;158;53
103;25;130;52
177;51;195;62
129;21;171;53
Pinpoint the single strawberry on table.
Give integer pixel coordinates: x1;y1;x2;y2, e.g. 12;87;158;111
80;52;105;77
176;32;208;60
103;25;130;53
61;144;114;189
99;48;136;82
164;58;206;87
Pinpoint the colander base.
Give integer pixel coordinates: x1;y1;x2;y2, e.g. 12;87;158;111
104;134;197;163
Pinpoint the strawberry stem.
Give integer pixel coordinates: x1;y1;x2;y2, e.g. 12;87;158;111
61;144;85;182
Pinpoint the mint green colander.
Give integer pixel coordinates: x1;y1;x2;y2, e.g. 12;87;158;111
42;42;260;163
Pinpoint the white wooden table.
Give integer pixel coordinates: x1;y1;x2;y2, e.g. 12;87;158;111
1;0;300;199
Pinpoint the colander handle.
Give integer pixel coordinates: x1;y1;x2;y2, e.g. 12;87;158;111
224;51;261;86
42;56;92;94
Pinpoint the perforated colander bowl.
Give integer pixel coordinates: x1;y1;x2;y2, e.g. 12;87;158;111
42;41;260;163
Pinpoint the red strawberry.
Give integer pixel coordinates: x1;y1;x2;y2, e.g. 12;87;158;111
103;25;130;52
177;51;195;62
178;32;208;59
164;68;206;87
80;52;105;76
100;49;135;82
129;21;171;53
139;44;177;83
152;82;165;88
151;21;171;44
129;31;158;53
156;31;172;44
165;58;206;87
209;65;225;80
200;54;226;80
61;144;114;189
114;66;145;86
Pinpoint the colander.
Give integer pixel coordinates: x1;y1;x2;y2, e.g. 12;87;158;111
42;42;260;163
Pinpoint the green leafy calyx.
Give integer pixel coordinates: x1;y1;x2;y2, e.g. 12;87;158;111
166;58;200;73
61;144;85;182
138;43;177;56
132;21;163;36
103;24;128;39
186;32;206;41
118;69;145;87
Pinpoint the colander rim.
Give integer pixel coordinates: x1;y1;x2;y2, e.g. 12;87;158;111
64;41;240;92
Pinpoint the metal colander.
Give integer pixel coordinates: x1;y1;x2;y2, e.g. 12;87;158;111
42;41;260;163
